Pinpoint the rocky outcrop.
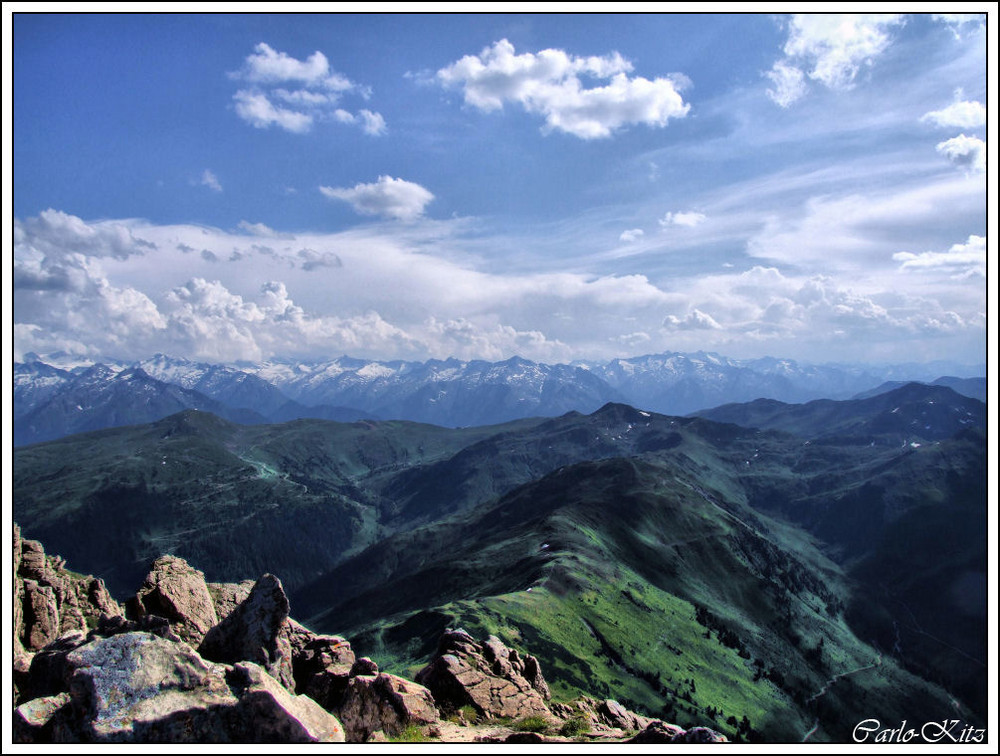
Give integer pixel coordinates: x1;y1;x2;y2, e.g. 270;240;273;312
13;525;123;701
11;526;725;745
198;574;295;690
415;629;552;721
339;672;440;742
126;556;218;647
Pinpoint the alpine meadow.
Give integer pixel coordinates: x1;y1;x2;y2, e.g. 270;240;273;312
7;10;994;747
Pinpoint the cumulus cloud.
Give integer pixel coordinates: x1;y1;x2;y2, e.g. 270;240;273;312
436;39;690;139
659;211;707;228
619;228;644;243
893;234;986;278
230;43;382;135
200;169;222;192
921;97;986;129
319;176;435;221
233;89;313;133
767;14;904;105
663;309;722;331
15;209;155;260
936;135;986;173
13;210;987;366
235;42;355;91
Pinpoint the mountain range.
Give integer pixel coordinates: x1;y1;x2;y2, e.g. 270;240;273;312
13;350;987;446
12;382;987;742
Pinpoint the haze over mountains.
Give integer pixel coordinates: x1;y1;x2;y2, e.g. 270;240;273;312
13;350;986;447
13;382;987;742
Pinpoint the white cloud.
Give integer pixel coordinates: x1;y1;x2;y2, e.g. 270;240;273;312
893;234;986;278
319;176;435;221
200;169;222;192
659;211;706;228
238;220;280;238
932;14;986;38
619;228;644;243
236;42;354;91
663;309;722;331
230;43;382;136
233;90;313;133
358;109;387;136
936;134;986;173
921;98;986;129
765;60;808;108
436;39;689;139
15;209;156;260
13;210;987;366
767;14;905;104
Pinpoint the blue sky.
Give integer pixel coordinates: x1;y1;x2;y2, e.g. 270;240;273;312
8;11;992;367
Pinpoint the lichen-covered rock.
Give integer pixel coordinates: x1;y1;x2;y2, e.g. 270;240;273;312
12;692;72;743
415;629;552;721
127;555;218;646
339;672;439;742
65;631;239;742
198;574;294;690
20;632;89;702
38;631;346;743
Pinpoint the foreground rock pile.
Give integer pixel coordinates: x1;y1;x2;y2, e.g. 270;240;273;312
12;524;726;743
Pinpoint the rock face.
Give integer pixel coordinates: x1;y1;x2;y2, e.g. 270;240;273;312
206;580;255;622
415;629;552;720
127;556;219;647
13;524;123;700
198;574;295;690
339;673;439;742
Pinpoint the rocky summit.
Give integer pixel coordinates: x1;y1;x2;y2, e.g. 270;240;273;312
12;525;725;744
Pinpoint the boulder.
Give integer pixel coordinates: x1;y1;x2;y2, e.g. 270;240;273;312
415;629;552;721
65;631;239;742
12;692;72;743
40;631;346;743
227;661;345;742
339;672;439;742
628;720;687;743
291;633;357;710
127;555;218;646
672;726;729;743
198;574;295;690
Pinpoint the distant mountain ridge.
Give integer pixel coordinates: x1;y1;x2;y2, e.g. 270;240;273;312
13;350;987;446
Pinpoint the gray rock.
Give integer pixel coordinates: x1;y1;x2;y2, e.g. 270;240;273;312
66;632;238;742
628;720;687;743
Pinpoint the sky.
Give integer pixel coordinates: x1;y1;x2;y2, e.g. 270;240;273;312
7;10;994;368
